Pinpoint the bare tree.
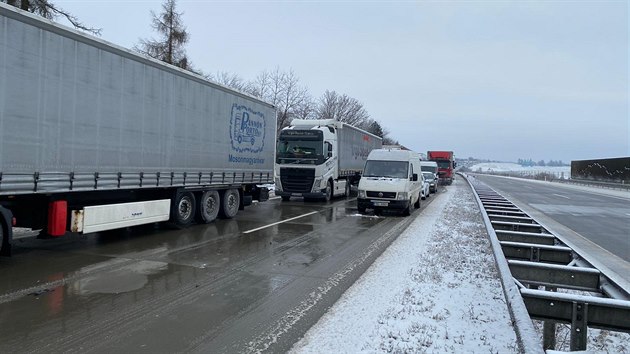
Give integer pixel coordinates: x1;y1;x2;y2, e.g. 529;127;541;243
136;0;191;70
293;96;316;120
3;0;101;34
206;71;253;93
248;68;311;133
316;90;370;127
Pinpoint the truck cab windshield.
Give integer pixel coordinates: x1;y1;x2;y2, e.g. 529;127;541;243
363;160;409;179
436;160;451;168
276;138;324;164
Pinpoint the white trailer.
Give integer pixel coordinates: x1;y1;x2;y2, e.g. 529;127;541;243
275;119;382;201
0;4;276;255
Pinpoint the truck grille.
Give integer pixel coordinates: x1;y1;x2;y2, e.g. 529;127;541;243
280;168;315;193
366;191;397;199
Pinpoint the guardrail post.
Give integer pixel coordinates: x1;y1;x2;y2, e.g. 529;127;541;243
570;301;588;351
543;287;557;350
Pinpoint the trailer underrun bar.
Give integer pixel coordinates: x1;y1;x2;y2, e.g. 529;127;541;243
464;174;630;352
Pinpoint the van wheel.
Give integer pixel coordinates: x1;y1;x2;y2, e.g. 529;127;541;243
414;195;421;208
219;189;240;219
196;190;220;223
172;192;196;226
402;199;413;216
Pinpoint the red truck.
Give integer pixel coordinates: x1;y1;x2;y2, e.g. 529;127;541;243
427;151;455;185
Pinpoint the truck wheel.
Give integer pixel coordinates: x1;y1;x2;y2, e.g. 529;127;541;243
344;182;351;197
219;189;240;219
324;180;332;202
196;190;220;223
172;192;196;226
281;196;291;202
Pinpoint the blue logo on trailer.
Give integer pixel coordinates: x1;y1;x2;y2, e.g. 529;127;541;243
230;104;265;153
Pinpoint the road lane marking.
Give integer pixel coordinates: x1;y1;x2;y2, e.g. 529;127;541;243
243;211;319;234
553;193;570;199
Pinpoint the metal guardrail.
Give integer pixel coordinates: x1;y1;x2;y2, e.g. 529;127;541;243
462;173;630;352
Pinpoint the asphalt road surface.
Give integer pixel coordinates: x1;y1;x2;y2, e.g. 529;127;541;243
0;191;440;353
473;174;630;285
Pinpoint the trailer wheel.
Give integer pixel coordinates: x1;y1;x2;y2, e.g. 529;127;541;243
172;192;196;226
0;207;13;256
196;190;220;223
219;189;240;219
324;180;332;202
0;221;6;256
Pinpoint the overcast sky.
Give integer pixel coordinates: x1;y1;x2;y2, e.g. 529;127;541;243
53;0;628;163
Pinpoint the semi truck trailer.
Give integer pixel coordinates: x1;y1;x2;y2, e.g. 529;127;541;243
427;151;455;185
275;119;382;201
0;4;276;255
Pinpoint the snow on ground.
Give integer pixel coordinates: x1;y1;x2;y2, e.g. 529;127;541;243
291;178;519;353
470;162;570;179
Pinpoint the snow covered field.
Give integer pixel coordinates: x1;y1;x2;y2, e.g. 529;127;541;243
470;162;570;179
291;178;520;353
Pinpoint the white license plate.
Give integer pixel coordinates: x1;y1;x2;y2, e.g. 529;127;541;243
372;201;389;207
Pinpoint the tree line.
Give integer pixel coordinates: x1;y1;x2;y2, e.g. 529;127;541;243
517;158;568;167
3;0;398;144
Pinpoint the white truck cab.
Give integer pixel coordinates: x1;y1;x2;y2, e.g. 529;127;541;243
275;119;382;201
357;149;423;216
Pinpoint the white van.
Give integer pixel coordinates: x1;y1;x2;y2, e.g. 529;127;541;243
419;161;438;175
357;149;424;216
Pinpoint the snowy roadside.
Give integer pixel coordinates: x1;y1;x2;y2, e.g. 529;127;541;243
291;178;519;353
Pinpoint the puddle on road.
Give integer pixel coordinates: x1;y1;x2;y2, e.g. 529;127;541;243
69;260;168;295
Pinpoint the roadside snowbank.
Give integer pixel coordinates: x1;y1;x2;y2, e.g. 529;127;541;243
291;178;519;353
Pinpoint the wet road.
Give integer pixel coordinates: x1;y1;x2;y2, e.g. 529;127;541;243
0;192;440;353
473;174;630;286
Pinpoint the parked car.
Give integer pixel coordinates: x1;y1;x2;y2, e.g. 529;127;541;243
422;171;438;193
421;174;430;200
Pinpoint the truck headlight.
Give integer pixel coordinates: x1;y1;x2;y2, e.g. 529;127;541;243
275;177;282;192
311;178;322;193
358;189;366;198
396;192;408;200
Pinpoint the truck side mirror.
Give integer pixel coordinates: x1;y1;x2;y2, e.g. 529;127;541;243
412;173;418;181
